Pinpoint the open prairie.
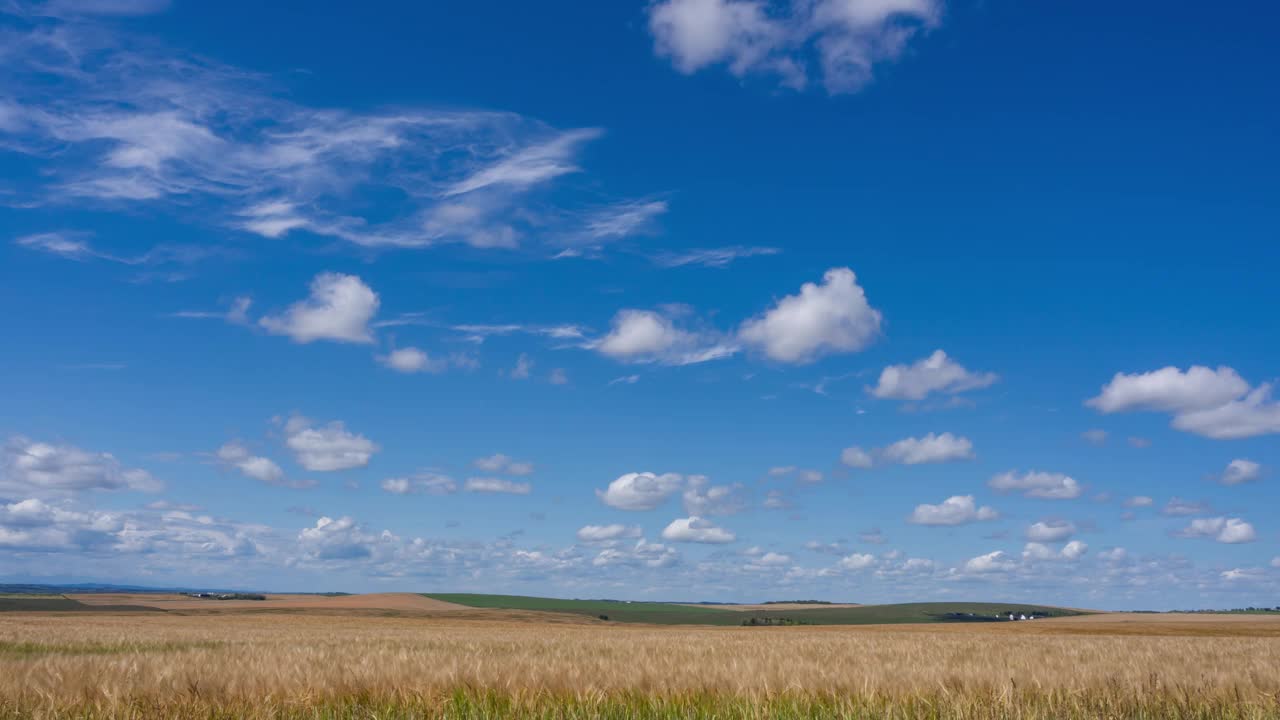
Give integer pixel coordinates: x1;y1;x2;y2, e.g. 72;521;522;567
2;599;1278;719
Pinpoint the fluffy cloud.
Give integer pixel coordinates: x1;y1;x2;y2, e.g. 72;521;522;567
1022;540;1088;562
837;552;877;571
908;495;998;526
841;433;974;469
463;477;532;495
214;441;304;488
296;516;380;561
260;273;379;344
592;539;678;568
869;350;998;401
1176;517;1256;544
739;268;882;363
1162;497;1210;516
1218;459;1262;486
988;471;1083;500
380;473;457;495
1123;496;1154;508
963;550;1016;574
576;524;643;543
648;0;941;94
597;472;684;510
661;516;736;543
283;415;379;471
880;433;975;465
473;454;535;476
378;347;452;374
1025;520;1076;543
1087;366;1280;439
1;436;160;495
682;476;747;516
592;309;735;366
839;447;874;469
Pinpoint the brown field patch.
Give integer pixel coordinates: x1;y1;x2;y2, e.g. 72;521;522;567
680;602;864;611
72;592;467;613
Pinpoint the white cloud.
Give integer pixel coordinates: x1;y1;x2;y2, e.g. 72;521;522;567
1123;495;1154;508
1025;520;1075;543
444;128;601;197
1022;540;1088;562
463;477;532;495
1162;497;1210;516
378;347;449;374
1219;459;1262;486
282;415;379;472
839;446;874;469
1176;517;1256;544
869;350;998;401
1221;568;1266;583
837;552;877;570
1272;557;1280;569
549;368;569;385
214;440;305;488
592;539;678;568
963;550;1016;574
738;268;882;363
473;454;534;476
880;432;975;465
988;471;1083;500
1081;428;1108;445
592;309;735;366
1088;366;1280;439
380;473;457;496
651;246;780;268
260;273;379;344
576;524;643;543
908;495;998;526
661;516;736;543
597;472;684;511
682;476;747;516
580;200;669;241
2;436;160;495
511;353;533;380
648;0;941;94
609;374;641;386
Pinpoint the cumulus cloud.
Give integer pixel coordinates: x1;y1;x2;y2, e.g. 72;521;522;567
1176;517;1256;544
1087;366;1280;439
1162;497;1210;516
282;415;378;471
963;550;1016;574
1025;520;1075;543
1218;459;1262;486
837;552;877;570
377;347;454;374
682;476;747;516
380;472;457;495
463;477;532;495
839;446;874;468
908;495;998;526
1123;496;1154;508
596;472;684;510
1;436;160;495
880;433;975;465
214;440;307;488
1022;540;1088;562
260;273;379;344
988;471;1082;500
739;268;882;363
592;539;678;568
591;309;736;366
661;516;736;543
576;524;643;543
648;0;941;94
473;454;535;476
869;350;998;401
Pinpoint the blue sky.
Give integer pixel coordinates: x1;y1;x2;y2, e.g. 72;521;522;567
1;0;1277;609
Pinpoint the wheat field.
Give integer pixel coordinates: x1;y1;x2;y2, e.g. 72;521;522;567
3;606;1279;719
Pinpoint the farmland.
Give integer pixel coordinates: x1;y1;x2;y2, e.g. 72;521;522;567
425;593;1083;625
1;594;1278;718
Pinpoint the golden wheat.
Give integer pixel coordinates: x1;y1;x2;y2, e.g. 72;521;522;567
2;611;1278;718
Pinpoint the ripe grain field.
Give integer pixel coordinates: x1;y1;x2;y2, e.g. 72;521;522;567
2;608;1278;719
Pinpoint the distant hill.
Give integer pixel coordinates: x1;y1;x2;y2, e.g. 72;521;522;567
0;582;349;596
423;593;1085;626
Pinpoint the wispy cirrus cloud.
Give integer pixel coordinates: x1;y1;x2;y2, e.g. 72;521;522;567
0;7;655;254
